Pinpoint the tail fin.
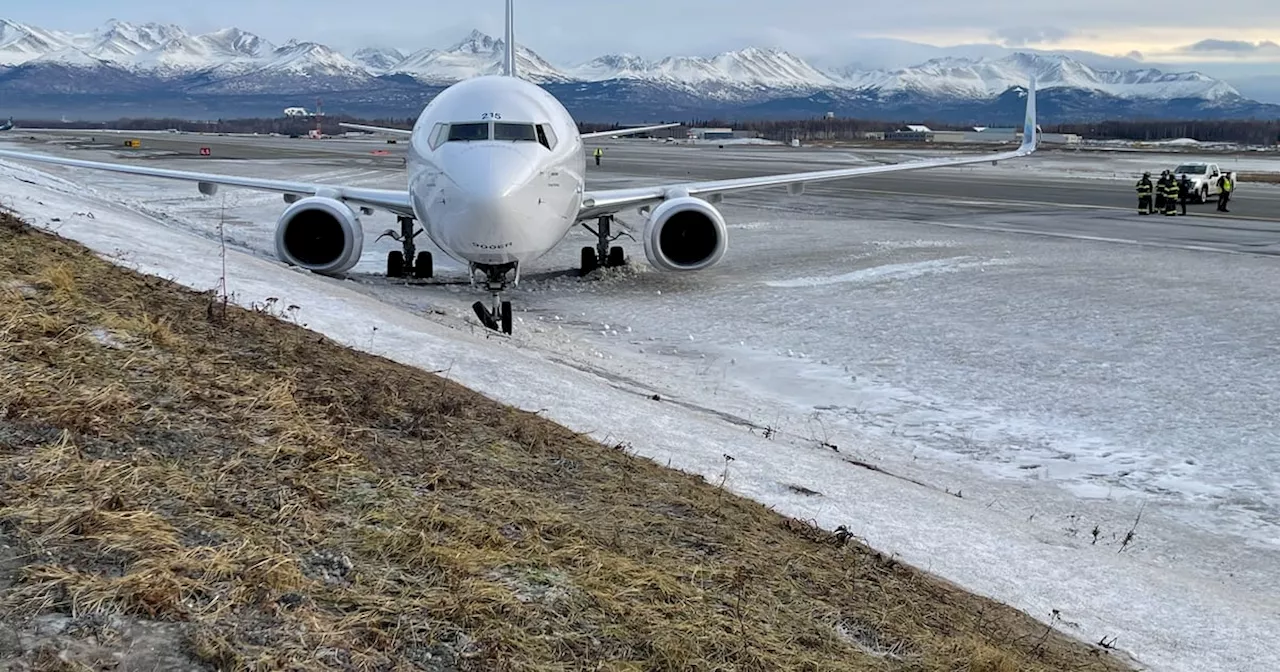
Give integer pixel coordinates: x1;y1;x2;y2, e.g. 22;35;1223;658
1020;74;1038;152
503;0;517;78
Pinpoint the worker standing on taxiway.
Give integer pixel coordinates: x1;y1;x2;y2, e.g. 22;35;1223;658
1178;175;1191;215
1136;172;1153;215
1217;173;1233;212
1162;172;1179;216
594;147;603;166
1155;170;1169;213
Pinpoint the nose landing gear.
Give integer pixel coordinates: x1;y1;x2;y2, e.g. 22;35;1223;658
471;262;516;335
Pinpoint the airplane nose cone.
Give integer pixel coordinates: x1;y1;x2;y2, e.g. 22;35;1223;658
447;144;538;201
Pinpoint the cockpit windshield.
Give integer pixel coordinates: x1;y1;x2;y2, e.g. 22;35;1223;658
1175;164;1207;174
430;121;557;150
447;122;490;141
494;123;538;142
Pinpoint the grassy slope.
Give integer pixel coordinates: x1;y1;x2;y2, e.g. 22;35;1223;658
0;213;1137;671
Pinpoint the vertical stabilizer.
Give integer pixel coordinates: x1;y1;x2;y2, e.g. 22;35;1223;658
503;0;517;78
1021;74;1038;151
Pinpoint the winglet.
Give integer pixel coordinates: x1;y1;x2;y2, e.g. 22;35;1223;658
1021;74;1038;152
503;0;517;78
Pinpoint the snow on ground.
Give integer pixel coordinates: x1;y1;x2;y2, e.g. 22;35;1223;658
966;151;1280;183
2;148;1279;672
602;138;1280;185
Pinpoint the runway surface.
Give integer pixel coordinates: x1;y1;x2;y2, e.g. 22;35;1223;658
595;144;1279;210
8;130;1279;256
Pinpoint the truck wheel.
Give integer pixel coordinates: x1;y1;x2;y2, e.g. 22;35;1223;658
1200;186;1208;203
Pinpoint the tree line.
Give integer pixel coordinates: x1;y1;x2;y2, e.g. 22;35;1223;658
14;115;1280;146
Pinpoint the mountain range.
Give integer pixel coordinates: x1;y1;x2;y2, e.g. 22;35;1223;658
2;19;1278;123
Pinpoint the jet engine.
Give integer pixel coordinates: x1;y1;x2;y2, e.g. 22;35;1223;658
641;196;728;272
272;196;365;276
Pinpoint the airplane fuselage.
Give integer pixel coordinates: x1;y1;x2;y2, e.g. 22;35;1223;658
405;75;586;270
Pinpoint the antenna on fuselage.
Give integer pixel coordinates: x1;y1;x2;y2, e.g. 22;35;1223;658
503;0;517;78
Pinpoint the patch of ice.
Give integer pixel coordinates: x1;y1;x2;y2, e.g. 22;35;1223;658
763;257;1009;288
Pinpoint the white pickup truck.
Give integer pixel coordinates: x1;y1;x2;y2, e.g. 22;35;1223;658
1171;161;1237;203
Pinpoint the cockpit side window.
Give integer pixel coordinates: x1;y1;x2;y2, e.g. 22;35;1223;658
539;124;558;150
428;122;449;150
447;122;491;142
535;124;550;149
493;122;538;142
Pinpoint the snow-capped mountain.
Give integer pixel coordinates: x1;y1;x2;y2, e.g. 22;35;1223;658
567;47;838;93
0;19;1273;122
351;46;404;72
840;53;1240;101
78;20;188;59
385;30;569;84
186;40;374;94
0;19;68;65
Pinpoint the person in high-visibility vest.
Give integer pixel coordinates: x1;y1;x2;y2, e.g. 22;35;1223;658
1135;172;1153;215
593;147;603;166
1217;173;1233;212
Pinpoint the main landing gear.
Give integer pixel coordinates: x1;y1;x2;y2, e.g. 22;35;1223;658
380;215;434;279
579;215;629;275
471;263;515;335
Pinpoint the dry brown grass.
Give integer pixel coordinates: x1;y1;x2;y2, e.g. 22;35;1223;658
0;212;1140;671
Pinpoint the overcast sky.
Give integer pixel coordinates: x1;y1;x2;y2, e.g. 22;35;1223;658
8;0;1280;69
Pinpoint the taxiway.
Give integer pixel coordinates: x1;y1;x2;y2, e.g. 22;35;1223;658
11;130;1280;251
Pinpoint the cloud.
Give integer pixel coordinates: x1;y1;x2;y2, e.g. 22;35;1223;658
1174;39;1280;54
990;26;1073;47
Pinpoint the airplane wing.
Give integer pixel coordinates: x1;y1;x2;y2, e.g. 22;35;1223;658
338;122;413;136
579;77;1039;220
0;148;414;216
338;122;680;140
581;123;680;140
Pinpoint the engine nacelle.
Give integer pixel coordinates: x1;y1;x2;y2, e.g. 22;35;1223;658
273;196;364;276
642;196;728;272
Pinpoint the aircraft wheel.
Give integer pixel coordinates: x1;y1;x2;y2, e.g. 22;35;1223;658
580;246;598;276
608;246;625;267
414;251;434;279
500;301;513;335
387;251;404;277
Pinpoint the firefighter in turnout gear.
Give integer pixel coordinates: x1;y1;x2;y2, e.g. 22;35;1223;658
1154;170;1169;212
1162;172;1179;215
1178;175;1191;215
593;147;603;166
1136;172;1154;214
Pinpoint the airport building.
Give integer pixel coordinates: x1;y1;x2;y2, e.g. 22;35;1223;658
884;125;1081;145
688;127;736;140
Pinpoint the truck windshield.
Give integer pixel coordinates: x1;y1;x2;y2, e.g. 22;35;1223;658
1175;165;1207;174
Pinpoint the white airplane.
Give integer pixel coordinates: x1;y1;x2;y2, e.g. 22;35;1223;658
0;0;1039;335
